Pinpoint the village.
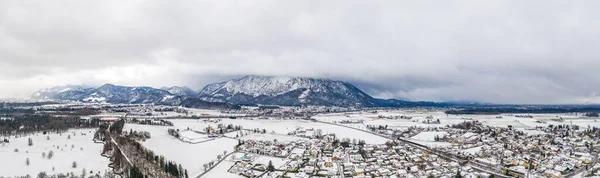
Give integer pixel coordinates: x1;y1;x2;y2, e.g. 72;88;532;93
110;108;600;178
224;130;490;178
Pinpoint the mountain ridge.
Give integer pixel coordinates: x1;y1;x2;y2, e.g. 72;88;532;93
30;76;457;108
30;84;237;109
197;75;377;107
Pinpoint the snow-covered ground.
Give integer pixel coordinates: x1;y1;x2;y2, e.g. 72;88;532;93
254;156;288;168
124;124;238;177
240;133;309;142
410;132;448;141
178;130;213;143
462;146;484;155
313;110;599;129
0;129;110;177
101;110;600;177
169;119;389;144
201;158;242;178
186;109;248;117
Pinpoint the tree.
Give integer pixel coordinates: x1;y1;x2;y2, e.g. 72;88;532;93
341;141;350;148
267;160;275;172
103;170;115;178
455;169;462;178
37;172;48;178
67;135;71;139
178;164;184;178
72;161;77;168
315;129;323;138
42;152;46;158
332;139;340;147
129;166;144;178
28;137;33;146
46;136;50;140
47;151;54;159
81;168;86;178
26;158;30;166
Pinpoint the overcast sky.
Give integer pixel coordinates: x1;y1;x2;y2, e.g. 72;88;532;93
0;0;599;104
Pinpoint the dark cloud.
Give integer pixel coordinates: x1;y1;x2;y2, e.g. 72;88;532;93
0;0;599;104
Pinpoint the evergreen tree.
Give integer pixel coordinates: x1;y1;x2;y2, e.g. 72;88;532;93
455;169;462;178
267;160;275;172
129;166;144;178
178;164;184;177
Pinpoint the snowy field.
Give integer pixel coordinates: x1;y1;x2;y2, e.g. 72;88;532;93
178;130;213;143
314;110;600;129
410;132;448;141
186;109;249;117
0;129;110;177
124;124;238;177
240;133;309;142
169;119;389;144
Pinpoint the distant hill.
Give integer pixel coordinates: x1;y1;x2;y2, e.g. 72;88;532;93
161;86;197;97
30;84;237;109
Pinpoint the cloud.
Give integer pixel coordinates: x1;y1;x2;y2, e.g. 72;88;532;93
0;0;599;104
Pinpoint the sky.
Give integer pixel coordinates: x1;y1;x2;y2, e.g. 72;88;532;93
0;0;599;104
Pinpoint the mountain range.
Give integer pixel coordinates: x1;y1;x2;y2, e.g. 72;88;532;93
30;75;451;108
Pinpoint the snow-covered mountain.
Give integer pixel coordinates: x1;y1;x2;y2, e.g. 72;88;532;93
31;84;174;104
197;75;378;107
29;84;237;109
31;76;452;108
161;86;197;97
30;85;92;100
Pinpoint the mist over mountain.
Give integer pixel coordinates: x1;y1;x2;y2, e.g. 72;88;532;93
161;86;197;97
